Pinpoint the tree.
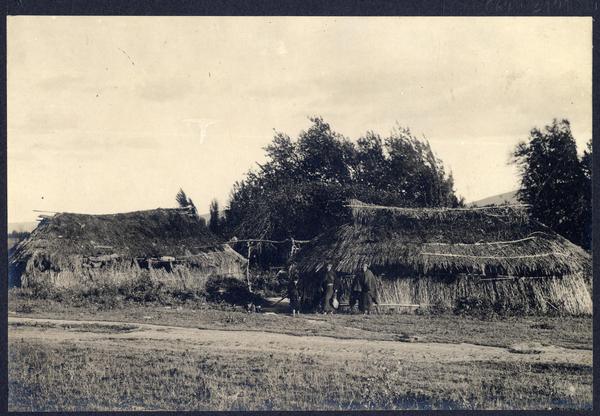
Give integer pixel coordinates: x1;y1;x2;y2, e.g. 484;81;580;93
209;199;221;235
511;119;589;248
384;125;462;207
8;230;30;239
223;117;462;265
581;138;592;249
175;188;198;216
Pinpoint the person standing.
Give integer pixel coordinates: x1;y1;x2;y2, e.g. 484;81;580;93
349;272;363;313
321;263;337;314
287;264;301;316
360;263;379;314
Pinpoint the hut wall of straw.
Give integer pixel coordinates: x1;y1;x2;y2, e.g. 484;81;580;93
17;247;246;290
9;208;247;288
371;273;591;315
295;200;592;315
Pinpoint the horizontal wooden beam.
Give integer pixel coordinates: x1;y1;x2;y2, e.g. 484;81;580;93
338;303;425;307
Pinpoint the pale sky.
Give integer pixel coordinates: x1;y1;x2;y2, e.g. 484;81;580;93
7;17;592;223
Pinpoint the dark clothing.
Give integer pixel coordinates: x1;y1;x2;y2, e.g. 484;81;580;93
362;269;377;294
358;269;378;313
322;269;337;312
322;285;335;312
289;267;299;282
351;273;363;293
287;280;301;311
312;291;322;312
349;290;362;310
361;291;377;312
349;273;363;310
323;269;336;289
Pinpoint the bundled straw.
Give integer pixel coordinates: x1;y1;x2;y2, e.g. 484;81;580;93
295;200;592;315
9;208;247;287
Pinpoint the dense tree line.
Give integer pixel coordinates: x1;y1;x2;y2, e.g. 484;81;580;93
512;119;592;250
191;117;591;265
8;230;30;239
220;117;463;265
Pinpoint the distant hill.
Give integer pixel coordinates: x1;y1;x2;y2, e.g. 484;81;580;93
8;221;38;233
199;211;225;223
469;190;519;207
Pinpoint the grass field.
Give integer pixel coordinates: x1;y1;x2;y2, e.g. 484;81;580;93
8;298;593;411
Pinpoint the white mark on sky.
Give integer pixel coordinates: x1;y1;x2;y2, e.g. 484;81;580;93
182;118;220;144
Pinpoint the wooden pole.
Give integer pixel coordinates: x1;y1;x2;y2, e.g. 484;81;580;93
375;303;424;307
273;295;287;306
246;242;252;293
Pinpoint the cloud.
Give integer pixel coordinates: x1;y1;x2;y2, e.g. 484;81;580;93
11;112;80;134
11;131;161;155
135;78;193;102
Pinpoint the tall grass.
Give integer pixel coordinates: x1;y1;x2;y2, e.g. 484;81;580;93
8;339;592;411
15;264;213;307
13;262;268;310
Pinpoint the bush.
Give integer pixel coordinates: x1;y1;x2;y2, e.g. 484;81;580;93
425;299;450;315
119;276;168;303
454;296;536;319
544;299;567;318
250;269;288;297
27;279;58;300
453;296;497;318
16;268;258;309
170;288;202;303
15;302;35;314
205;276;264;306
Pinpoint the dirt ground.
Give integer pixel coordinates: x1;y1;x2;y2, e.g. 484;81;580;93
7;301;593;411
8;316;592;367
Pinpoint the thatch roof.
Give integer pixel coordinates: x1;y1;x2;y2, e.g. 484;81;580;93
296;199;591;277
10;208;246;272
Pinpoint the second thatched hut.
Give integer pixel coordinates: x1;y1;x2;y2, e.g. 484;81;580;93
295;200;592;315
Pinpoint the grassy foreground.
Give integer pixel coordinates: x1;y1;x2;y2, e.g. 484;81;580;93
9;338;591;411
8;298;593;411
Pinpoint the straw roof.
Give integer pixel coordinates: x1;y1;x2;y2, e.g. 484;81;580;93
296;199;591;277
10;208;246;272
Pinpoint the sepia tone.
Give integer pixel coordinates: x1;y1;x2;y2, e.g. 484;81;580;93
7;16;592;411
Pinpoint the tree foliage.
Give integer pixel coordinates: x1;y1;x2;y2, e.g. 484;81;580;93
512;119;591;249
581;138;592;249
209;199;222;235
175;188;199;218
223;117;462;264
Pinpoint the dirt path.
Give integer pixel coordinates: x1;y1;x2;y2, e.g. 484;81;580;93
9;316;591;368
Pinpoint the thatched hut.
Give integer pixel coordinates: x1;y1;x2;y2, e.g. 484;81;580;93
9;208;247;288
295;200;592;315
